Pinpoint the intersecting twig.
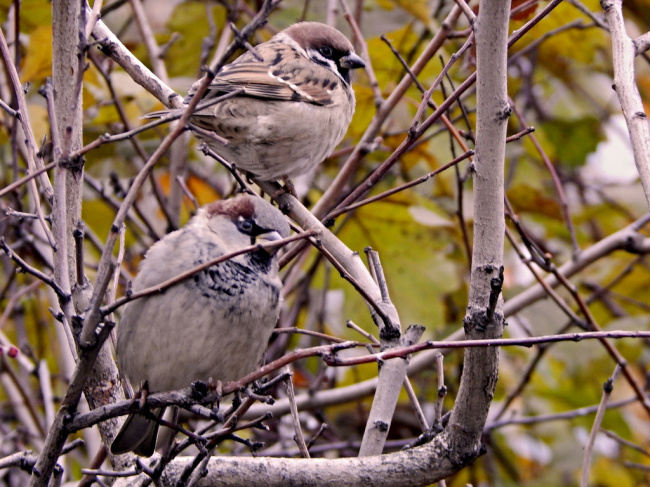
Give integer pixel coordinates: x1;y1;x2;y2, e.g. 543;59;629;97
283;367;310;458
580;364;622;487
358;248;425;457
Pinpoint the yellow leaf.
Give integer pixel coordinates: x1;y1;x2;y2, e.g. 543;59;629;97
390;0;431;25
376;0;431;26
382;133;438;172
20;24;52;83
1;0;52;30
27;103;49;143
588;457;635;487
375;0;396;11
186;175;220;206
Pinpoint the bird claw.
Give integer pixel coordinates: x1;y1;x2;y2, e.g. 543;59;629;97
268;178;296;199
190;380;210;399
281;177;297;197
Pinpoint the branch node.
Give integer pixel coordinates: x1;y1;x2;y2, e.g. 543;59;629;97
487;265;505;320
374;420;389;432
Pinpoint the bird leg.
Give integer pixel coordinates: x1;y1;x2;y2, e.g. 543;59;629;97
137;380;150;409
265;177;297;199
281;177;297;197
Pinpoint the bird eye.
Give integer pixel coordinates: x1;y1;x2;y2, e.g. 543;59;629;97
238;219;254;233
319;46;333;58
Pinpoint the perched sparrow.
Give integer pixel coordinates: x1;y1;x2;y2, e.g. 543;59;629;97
149;22;365;180
111;195;290;456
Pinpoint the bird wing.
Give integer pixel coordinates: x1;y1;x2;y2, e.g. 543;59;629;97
186;43;337;107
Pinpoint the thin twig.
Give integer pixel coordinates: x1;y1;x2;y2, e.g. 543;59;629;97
0;161;57;199
338;0;382;107
273;327;349;344
175;176;200;211
323;330;650;367
581;364;622;487
0;239;68;300
328;150;473;220
510;101;580;256
283;367;310;458
600;428;650;457
0;30;55;246
129;0;169;84
103;230;318;316
452;0;476;25
68;341;362;432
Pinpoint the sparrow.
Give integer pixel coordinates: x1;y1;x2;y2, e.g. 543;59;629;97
111;195;290;456
148;21;365;181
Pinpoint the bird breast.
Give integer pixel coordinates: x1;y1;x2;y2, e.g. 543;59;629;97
214;99;352;180
117;239;282;393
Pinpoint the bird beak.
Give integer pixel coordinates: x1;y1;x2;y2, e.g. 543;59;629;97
255;230;284;255
340;53;366;70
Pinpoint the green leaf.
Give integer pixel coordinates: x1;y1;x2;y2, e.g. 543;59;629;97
333;197;462;332
539;117;603;169
165;2;227;78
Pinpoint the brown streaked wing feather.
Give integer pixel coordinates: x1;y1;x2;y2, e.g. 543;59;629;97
207;62;302;101
265;56;338;106
188;42;336;106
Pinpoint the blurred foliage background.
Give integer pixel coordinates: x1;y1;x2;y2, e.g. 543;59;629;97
1;0;650;485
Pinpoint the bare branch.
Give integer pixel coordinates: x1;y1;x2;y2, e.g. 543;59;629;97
581;364;622;487
602;0;650;207
633;31;650;55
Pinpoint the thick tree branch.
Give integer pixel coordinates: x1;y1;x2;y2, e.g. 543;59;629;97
444;0;510;461
601;0;650;207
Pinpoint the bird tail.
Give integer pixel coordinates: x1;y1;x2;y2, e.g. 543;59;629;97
110;407;165;457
